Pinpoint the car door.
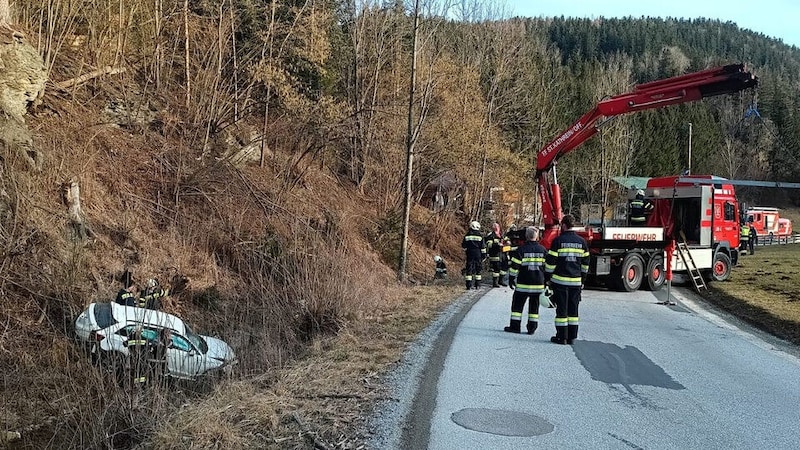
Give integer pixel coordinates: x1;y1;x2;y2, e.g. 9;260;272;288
167;333;204;379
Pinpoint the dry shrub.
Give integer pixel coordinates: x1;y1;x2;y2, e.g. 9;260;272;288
149;381;276;450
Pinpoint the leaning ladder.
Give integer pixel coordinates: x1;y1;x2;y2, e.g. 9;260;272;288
676;232;707;292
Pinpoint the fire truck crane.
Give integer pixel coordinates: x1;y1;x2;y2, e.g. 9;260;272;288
536;63;758;291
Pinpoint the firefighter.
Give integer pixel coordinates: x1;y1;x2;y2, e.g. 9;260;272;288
545;214;590;345
748;218;757;255
739;221;751;254
123;327;150;387
485;223;506;287
433;255;448;280
462;221;486;290
147;328;172;387
139;278;169;309
115;283;138;307
504;226;547;334
629;189;654;225
500;224;518;285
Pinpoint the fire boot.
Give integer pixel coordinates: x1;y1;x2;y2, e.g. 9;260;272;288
526;321;538;335
567;320;579;345
504;320;521;334
465;279;472;290
550;325;567;345
473;278;481;289
492;276;499;288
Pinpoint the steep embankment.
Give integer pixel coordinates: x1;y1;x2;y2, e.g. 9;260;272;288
0;75;464;450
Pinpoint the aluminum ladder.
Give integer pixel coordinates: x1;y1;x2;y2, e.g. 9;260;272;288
676;232;707;292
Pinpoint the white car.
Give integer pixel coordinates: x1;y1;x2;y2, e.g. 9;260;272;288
75;302;236;380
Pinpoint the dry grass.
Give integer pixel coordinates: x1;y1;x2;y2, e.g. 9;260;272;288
148;283;462;449
1;93;467;448
704;244;800;345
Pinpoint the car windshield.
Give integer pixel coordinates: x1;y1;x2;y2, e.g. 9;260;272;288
184;325;208;354
92;303;117;328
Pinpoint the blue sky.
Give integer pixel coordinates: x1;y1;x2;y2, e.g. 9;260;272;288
504;0;800;48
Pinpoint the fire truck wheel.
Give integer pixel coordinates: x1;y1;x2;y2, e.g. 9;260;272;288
710;252;732;282
612;253;644;292
643;255;665;291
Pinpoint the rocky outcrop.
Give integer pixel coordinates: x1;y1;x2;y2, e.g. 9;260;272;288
0;27;46;169
0;29;46;121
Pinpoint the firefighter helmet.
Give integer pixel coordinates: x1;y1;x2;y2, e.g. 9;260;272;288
469;221;481;231
636;189;645;197
433;255;442;263
539;285;554;308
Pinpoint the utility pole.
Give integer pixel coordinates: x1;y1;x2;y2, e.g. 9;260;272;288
687;122;693;175
398;0;420;282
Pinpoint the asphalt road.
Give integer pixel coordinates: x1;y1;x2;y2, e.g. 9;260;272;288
405;284;800;450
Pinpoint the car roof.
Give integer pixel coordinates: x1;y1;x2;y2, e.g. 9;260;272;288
103;302;187;335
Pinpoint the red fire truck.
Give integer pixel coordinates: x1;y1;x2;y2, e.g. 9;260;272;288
746;207;793;237
536;64;758;291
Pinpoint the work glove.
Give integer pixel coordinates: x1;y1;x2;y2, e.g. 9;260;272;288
508;276;516;289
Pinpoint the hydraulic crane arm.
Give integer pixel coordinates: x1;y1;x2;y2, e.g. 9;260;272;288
536;63;758;247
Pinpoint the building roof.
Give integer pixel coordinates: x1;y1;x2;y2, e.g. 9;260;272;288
611;176;651;190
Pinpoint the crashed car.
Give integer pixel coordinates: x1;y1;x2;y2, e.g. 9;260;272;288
74;302;236;380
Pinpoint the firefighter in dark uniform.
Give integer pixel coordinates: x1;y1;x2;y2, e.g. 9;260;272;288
545;214;590;345
139;278;169;309
504;226;547;334
115;283;138;306
147;328;172;387
433;255;448;279
500;223;525;286
485;223;507;287
462;221;486;290
629;189;654;225
748;219;757;255
123;327;150;387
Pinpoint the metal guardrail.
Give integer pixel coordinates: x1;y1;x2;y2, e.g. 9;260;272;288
754;233;800;246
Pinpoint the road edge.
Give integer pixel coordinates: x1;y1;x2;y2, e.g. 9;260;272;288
363;287;486;450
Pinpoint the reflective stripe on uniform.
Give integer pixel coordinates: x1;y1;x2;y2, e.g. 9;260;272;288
528;313;539;322
555;317;568;327
568;316;579;324
551;274;582;286
515;283;544;293
511;312;522;319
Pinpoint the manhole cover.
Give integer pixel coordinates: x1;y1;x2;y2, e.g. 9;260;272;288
451;408;554;436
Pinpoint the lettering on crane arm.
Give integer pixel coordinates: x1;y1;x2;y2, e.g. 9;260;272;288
541;122;585;159
604;227;664;241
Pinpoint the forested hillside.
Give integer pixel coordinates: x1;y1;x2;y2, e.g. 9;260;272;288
2;1;799;448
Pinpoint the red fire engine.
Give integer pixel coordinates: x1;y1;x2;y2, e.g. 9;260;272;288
746;207;793;237
536;64;758;291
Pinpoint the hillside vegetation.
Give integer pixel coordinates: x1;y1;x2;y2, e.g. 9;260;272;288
2;1;800;448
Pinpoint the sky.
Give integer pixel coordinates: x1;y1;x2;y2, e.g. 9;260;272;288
505;0;800;48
